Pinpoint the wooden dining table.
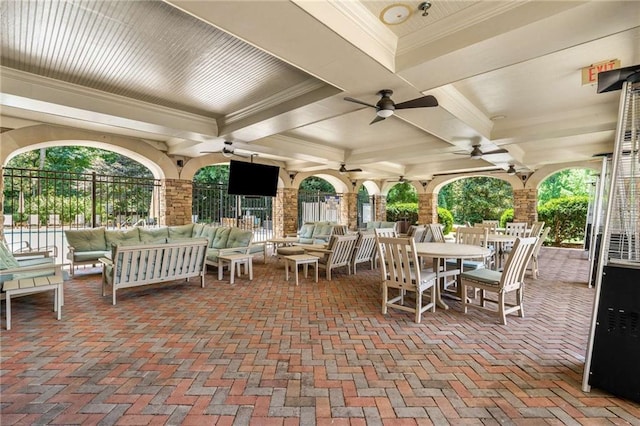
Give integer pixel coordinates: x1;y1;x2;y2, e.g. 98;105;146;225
414;242;491;310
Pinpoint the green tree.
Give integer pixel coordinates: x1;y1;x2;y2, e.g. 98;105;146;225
538;196;589;245
438;177;513;224
300;177;335;193
386;182;417;204
538;169;592;205
194;165;229;184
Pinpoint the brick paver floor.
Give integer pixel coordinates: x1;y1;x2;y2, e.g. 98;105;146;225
1;247;639;425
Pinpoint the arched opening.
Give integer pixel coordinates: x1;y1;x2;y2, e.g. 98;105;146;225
298;176;340;225
438;176;514;226
3;146;159;262
385;180;418;234
191;164;275;241
537;168;595;247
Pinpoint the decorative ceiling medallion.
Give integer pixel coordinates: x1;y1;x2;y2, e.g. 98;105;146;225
380;4;412;25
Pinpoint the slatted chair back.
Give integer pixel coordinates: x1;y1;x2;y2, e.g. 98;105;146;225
332;225;348;235
474;222;497;234
528;227;550;279
351;232;377;273
503;222;528;252
374;228;397;238
500;236;537;291
411;227;427;243
425;224;445;243
376;235;436;323
529;221;545;238
318;235;358;280
455;226;488;247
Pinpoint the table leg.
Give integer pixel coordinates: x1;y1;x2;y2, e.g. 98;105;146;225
432;257;449;310
285;259;290;281
294;262;300;286
248;258;253;281
229;260;236;284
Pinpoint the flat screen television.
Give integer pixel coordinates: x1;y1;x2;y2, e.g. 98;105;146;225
227;160;279;197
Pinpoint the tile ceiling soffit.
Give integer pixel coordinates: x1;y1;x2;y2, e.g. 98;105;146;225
397;1;523;56
293;0;398;72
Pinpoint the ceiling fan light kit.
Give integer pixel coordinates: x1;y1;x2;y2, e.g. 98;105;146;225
507;165;517;175
344;89;438;125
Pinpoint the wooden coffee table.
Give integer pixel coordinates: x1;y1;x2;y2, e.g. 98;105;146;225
283;254;319;286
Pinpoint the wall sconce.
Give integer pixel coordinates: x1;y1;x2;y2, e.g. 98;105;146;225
176;159;184;168
351;180;357;189
289;172;298;184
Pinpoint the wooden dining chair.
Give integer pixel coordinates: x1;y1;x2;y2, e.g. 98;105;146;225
376;236;436;323
527;227;550;279
304;235;358;280
453;226;491;270
351;231;377;273
460;236;537;325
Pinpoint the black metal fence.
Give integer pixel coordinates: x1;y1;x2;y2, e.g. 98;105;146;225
191;183;273;242
2;167;160;261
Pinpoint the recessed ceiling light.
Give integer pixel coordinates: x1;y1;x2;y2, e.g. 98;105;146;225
380;4;411;25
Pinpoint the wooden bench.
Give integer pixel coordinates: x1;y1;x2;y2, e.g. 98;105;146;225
100;239;209;305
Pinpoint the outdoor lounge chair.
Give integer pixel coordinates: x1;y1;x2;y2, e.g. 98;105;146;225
304;234;358;280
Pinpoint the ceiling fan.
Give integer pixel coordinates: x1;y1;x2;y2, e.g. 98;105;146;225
338;163;362;174
202;141;250;158
344;89;438;124
454;144;509;160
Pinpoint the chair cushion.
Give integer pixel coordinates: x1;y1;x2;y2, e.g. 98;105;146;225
299;224;315;239
70;250;110;262
65;227;107;252
227;228;252;248
211;227;231;249
446;259;485;271
169;224;194;239
461;268;501;285
105;228;140;246
0;243;20;270
139;227;169;243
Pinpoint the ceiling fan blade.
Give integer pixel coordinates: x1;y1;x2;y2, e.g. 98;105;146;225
370;115;386;125
344;97;377;109
482;148;509;156
394;95;438;110
348;168;363;172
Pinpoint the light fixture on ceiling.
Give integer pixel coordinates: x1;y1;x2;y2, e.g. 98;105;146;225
418;1;432;16
376;108;394;118
380;4;412;25
221;148;234;158
470;145;483;159
507;165;517;176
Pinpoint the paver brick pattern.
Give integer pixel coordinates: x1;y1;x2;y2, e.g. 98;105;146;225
1;247;639;425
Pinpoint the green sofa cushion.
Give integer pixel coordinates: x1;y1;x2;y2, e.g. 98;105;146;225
70;250;110;262
139;227;169;243
0;243;20;270
169;224;194;239
105;228;140;246
65;227;107;252
299;224;315;239
227;228;252;248
211;227;231;249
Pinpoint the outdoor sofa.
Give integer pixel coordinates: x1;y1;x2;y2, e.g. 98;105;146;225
64;223;259;276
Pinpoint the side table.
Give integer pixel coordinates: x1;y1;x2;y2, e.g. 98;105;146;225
217;253;253;284
283;254;319;286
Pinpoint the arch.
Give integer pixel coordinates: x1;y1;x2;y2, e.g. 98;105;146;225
425;172;524;194
525;160;601;189
0;124;177;179
289;170;351;193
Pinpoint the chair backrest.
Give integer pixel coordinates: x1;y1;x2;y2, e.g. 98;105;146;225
532;227;550;258
455;226;488;247
3;214;13;227
332;225;348;235
376;236;422;291
505;222;527;237
500;237;537;291
474;222;497;234
326;235;358;269
374;228;397;238
529;221;545;238
351;231;377;266
411;227;427;243
425;224;445;243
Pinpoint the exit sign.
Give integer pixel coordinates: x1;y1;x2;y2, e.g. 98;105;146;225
582;60;621;85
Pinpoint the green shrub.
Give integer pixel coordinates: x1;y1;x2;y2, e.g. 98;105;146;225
438;207;454;235
386;202;418;224
500;208;514;227
538;196;588;246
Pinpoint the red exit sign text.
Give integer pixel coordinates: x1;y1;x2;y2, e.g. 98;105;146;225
582;60;621;85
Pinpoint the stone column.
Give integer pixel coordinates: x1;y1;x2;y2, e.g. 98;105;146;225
373;195;386;221
275;187;298;237
418;192;438;224
160;179;192;226
0;170;4;241
341;192;358;231
513;188;538;225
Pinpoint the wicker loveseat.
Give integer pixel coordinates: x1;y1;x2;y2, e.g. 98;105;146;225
65;224;256;275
